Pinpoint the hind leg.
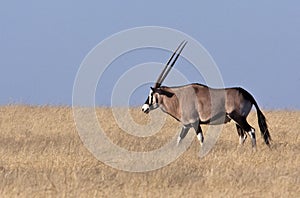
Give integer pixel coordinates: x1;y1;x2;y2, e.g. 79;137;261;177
248;128;256;149
238;120;256;148
236;124;247;145
229;112;256;148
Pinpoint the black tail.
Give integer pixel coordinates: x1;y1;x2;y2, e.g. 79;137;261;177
255;107;271;146
239;88;271;146
251;96;271;146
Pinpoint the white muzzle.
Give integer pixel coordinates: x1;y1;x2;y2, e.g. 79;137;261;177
142;104;150;114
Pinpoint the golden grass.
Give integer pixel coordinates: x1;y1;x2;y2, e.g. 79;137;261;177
0;105;299;197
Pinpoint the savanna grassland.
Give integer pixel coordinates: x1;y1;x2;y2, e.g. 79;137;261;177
0;105;299;197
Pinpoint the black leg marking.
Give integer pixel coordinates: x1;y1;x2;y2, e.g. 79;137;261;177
177;126;190;145
229;111;256;148
192;122;204;146
236;124;247;145
248;128;256;149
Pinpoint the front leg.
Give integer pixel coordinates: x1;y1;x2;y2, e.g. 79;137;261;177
192;122;204;146
177;126;190;145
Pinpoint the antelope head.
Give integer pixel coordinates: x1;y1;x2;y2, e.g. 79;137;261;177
142;41;187;114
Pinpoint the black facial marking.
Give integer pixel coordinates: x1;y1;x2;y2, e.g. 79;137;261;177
144;97;149;105
151;87;174;98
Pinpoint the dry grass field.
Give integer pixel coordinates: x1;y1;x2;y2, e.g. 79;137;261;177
0;105;299;197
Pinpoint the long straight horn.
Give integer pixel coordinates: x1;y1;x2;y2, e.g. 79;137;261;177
154;40;187;88
160;41;187;85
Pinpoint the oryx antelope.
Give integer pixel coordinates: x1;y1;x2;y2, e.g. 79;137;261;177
141;41;271;149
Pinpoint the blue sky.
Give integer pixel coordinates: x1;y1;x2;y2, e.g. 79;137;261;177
1;1;300;109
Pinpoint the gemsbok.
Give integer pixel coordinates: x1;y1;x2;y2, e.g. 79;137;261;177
141;41;271;149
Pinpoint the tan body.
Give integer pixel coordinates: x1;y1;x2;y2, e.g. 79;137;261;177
158;84;252;125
